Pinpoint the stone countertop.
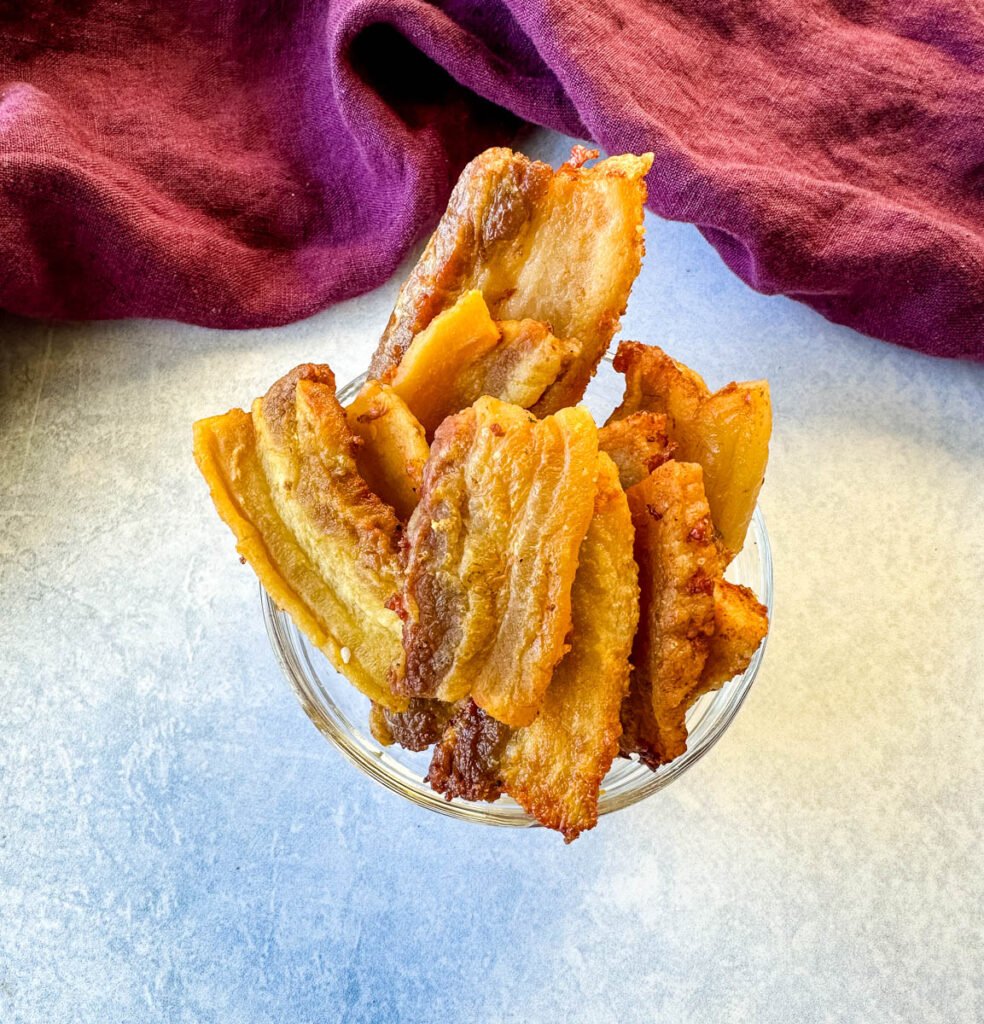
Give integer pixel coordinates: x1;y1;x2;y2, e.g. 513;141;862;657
1;131;982;1024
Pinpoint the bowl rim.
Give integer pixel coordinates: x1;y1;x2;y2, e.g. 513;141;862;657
261;369;774;829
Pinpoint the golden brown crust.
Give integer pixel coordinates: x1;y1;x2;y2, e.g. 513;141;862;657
254;366;405;600
378;698;457;753
610;341;772;557
696;581;769;696
399;396;599;727
598;411;675;490
610;341;709;422
193;381;408;711
621;578;768;769
396;404;478;697
427;699;509;803
345;380;429;521
501;453;639;841
370;149;552;380
620;461;721;766
370;147;652;413
387;289;578;436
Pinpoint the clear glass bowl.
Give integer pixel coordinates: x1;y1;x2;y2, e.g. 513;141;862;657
262;361;773;829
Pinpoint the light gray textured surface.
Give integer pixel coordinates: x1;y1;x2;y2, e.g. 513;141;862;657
1;130;982;1024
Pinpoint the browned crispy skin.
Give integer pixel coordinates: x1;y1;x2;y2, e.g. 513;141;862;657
445;317;580;422
621;579;768;768
345;380;429;520
370;149;550;381
696;581;769;697
427;699;509;803
387;288;580;436
193;364;408;710
501;453;639;841
598;411;675;490
370;147;652;414
254;365;405;618
609;341;709;422
399;396;599;727
371;698;457;752
620;461;721;767
610;342;771;558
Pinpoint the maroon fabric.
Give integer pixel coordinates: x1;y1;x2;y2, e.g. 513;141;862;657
0;1;981;360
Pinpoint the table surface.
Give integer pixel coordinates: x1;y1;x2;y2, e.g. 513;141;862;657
2;129;982;1024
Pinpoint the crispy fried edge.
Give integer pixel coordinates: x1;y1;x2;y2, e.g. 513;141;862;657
254;367;406;616
427;699;510;803
370;148;552;381
192;407;408;710
345;380;429;521
696;580;768;696
501;452;639;841
371;147;652;414
609;341;772;558
621;460;720;766
598;411;675;490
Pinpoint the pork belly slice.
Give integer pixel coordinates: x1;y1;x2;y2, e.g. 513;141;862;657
501;453;640;841
370;146;652;414
345;379;429;521
399;395;598;727
610;341;771;558
193;363;407;710
598;410;675;490
620;460;721;767
387;289;579;436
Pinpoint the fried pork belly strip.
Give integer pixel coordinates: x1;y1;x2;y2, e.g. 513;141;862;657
345;380;429;521
610;342;771;557
193;364;408;711
388;289;579;436
476;319;578;412
620;577;769;769
370;147;652;414
400;396;599;727
501;453;640;841
598;411;675;490
369;697;457;752
620;460;721;767
427;699;510;803
425;454;642;834
697;581;769;697
387;289;500;435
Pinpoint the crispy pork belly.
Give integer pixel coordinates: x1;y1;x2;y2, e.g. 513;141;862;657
370;147;652;414
345;380;429;521
598;411;675;490
387;289;580;435
427;699;510;803
474;318;578;411
193;364;408;711
610;342;771;558
696;581;769;697
370;697;458;752
501;453;639;841
399;396;599;727
620;460;721;767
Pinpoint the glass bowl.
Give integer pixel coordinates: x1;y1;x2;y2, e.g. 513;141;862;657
262;361;773;829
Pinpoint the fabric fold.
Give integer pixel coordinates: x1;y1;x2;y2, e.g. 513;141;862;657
0;0;980;359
